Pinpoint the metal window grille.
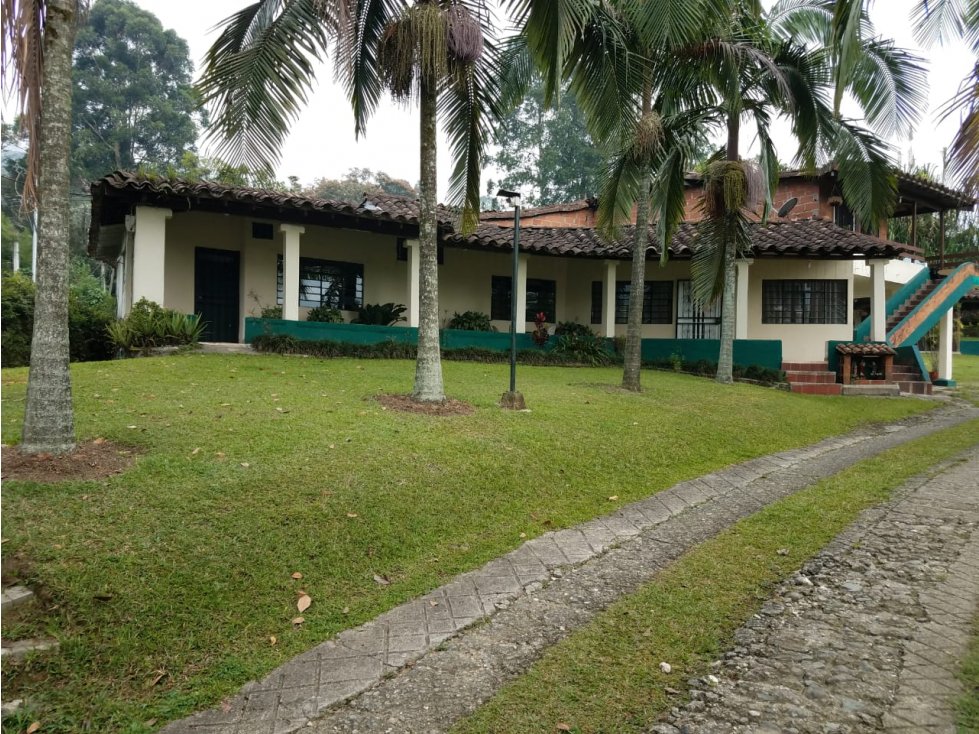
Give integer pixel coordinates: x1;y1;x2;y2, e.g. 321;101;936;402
762;279;848;324
676;280;722;338
490;276;557;322
590;281;602;324
614;281;672;324
276;256;364;310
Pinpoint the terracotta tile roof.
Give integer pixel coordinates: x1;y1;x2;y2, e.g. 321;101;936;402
480;198;597;221
446;219;919;261
89;171;918;261
835;342;898;356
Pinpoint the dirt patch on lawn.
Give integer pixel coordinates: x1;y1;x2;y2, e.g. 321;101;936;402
373;394;475;416
1;439;138;483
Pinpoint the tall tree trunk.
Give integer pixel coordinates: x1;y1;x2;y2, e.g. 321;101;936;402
622;89;654;392
715;111;740;385
412;73;445;402
22;0;78;454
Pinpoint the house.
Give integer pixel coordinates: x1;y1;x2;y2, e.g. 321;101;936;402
88;169;977;393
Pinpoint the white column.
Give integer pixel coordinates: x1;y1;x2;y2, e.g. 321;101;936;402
938;307;954;381
869;258;888;342
405;239;421;327
515;255;529;333
132;206;171;306
735;259;753;340
280;224;304;321
603;260;618;338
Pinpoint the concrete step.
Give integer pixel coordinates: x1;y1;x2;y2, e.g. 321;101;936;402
1;586;34;612
782;361;828;372
898;381;933;395
790;383;843;395
841;384;901;397
785;370;837;384
1;637;59;662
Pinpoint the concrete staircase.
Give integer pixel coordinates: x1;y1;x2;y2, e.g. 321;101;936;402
884;279;940;333
783;362;842;395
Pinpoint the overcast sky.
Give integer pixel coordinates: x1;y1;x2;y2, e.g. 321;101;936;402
20;1;979;199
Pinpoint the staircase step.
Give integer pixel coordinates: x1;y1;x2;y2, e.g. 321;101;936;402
898;381;933;395
782;361;828;372
1;586;34;612
790;383;843;395
1;637;59;662
841;384;901;396
785;370;837;384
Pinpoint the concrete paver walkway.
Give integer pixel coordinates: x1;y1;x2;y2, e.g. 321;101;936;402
659;447;979;733
162;405;978;734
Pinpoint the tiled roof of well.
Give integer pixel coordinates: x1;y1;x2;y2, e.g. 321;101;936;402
447;219;919;260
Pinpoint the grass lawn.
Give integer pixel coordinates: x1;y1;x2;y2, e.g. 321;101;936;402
957;616;979;732
0;354;932;732
954;353;979;406
451;419;979;734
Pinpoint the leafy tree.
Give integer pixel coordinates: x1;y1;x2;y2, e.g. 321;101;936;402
200;1;499;403
485;78;605;206
71;0;201;188
305;167;418;203
2;0;80;453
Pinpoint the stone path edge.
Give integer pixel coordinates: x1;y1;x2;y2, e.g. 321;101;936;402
161;404;979;734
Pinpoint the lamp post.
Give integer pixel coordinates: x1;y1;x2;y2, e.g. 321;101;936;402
497;188;526;410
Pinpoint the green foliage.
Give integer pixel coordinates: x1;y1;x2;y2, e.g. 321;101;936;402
71;0;201;186
486;80;606;207
551;331;614;366
261;305;283;320
1;265;117;367
304;168;418;204
1;272;35;366
306;305;344;323
108;298;204;354
553;321;595;339
353;303;407;326
644;357;786;386
447;310;494;331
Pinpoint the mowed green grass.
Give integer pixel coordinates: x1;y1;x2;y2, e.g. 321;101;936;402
954;353;979;406
452;419;979;734
0;354;930;732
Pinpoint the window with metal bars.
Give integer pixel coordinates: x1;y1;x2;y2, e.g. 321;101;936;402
590;281;602;324
614;280;672;324
276;256;364;310
762;279;848;324
491;276;557;321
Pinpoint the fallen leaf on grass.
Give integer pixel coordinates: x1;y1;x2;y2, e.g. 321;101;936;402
191;447;201;455
93;437;106;445
145;670;167;688
144;720;157;728
240;462;250;468
27;723;41;734
556;724;572;732
608;495;619;501
341;606;350;614
291;572;303;580
297;594;312;612
269;635;277;646
292;616;305;626
346;512;358;518
372;574;390;586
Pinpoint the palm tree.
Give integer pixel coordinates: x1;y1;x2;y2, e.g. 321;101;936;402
199;0;498;402
833;0;978;196
2;0;79;453
691;0;926;383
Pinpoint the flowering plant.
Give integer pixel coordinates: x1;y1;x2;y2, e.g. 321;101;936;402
532;312;550;347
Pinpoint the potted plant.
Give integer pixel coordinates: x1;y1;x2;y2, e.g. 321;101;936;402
923;350;938;380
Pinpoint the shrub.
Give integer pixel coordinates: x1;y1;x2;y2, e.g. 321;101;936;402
447;310;494;331
261;305;283;319
306;305;344;323
532;312;550;347
1;272;35;367
353;302;407;326
553;321;594;339
108;298;205;354
550;330;614;366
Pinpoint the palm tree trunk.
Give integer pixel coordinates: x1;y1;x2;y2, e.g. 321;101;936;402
22;0;78;454
622;173;652;391
622;89;654;392
715;112;740;385
412;72;445;402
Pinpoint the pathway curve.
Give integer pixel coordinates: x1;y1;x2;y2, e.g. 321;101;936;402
657;447;979;734
162;404;978;734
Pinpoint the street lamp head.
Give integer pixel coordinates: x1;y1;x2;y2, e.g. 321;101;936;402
496;188;520;201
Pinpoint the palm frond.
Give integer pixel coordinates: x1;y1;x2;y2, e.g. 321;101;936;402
652;146;689;263
753;113;780;220
2;0;45;208
939;60;979;195
595;150;645;238
847;38;926;137
495;33;533;114
768;0;833;45
691;211;750;306
442;39;500;232
829;0;865;115
624;0;733;50
198;0;334;172
911;0;969;47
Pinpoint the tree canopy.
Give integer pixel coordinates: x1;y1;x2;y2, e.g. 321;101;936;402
71;0;201;188
304;168;418;203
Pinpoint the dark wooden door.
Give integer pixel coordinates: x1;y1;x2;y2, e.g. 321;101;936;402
195;248;240;342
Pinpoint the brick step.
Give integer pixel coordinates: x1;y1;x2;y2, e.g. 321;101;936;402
841;384;901;396
898;381;933;395
785;370;837;384
891;370;923;380
782;361;828;372
848;379;898;385
790;383;843;395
